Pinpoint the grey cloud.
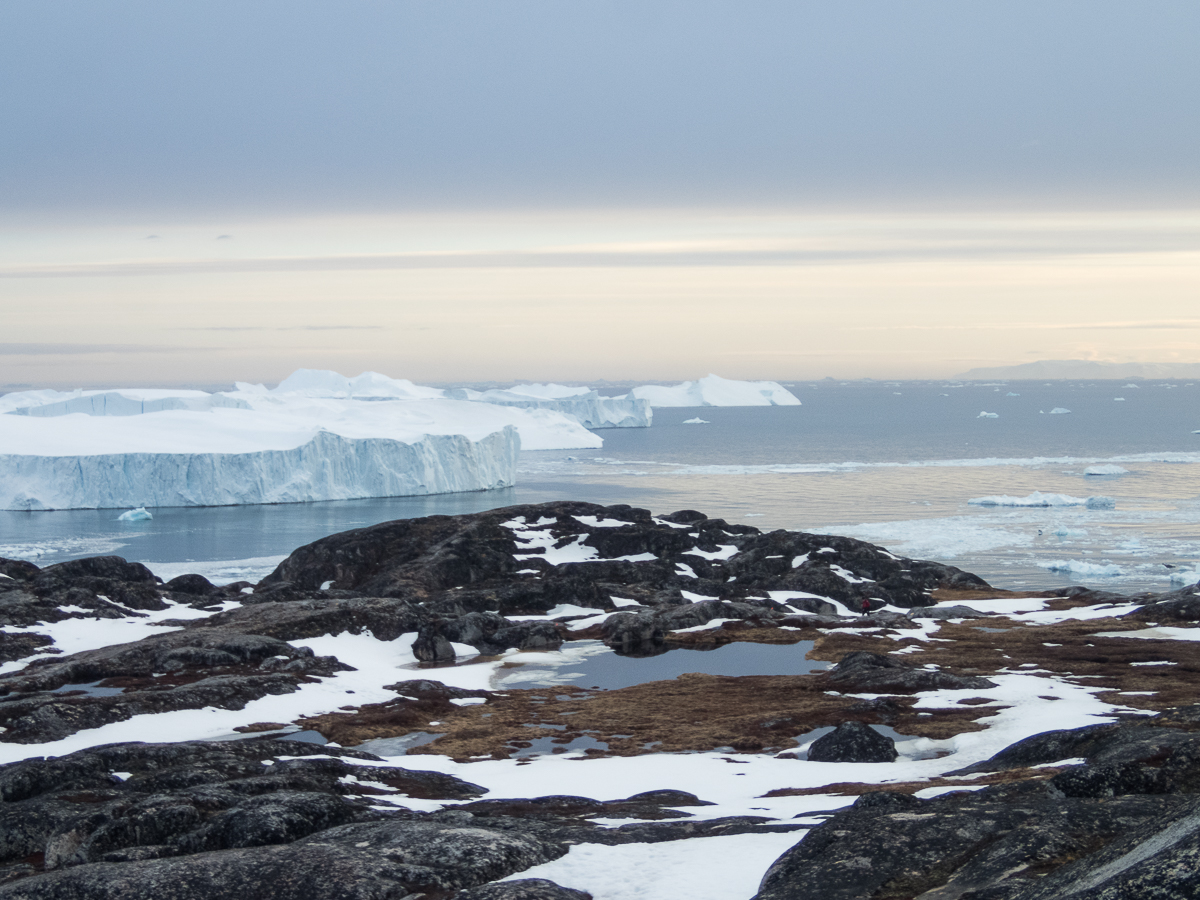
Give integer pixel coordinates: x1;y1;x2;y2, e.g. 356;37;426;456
1;1;1197;214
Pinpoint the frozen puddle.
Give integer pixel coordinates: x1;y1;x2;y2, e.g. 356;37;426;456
496;639;826;690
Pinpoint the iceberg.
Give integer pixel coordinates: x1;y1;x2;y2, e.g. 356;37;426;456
977;411;999;418
117;507;153;521
1;422;518;510
0;371;610;509
1049;407;1071;415
629;374;801;407
456;386;652;429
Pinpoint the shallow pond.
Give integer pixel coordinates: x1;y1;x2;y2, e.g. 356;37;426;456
496;639;826;691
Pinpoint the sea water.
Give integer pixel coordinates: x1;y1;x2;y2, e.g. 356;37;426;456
2;379;1198;592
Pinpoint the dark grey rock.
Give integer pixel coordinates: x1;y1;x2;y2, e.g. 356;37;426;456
454;880;592;900
0;819;567;900
906;604;994;619
826;650;998;693
807;721;897;763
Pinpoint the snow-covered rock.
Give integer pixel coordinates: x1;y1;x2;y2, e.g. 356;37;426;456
629;374;800;407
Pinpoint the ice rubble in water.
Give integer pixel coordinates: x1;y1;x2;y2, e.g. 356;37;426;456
968;491;1116;509
628;374;801;407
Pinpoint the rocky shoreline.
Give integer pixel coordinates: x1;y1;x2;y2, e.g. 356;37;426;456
2;500;1199;898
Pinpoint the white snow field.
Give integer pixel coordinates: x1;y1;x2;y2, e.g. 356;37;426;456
630;374;801;407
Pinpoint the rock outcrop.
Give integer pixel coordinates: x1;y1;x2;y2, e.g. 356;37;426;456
807;721;897;763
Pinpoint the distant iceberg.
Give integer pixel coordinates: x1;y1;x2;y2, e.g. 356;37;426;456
977;411;999;418
682;417;710;424
968;492;1115;509
454;385;652;429
1084;465;1128;476
1049;407;1071;415
629;374;801;407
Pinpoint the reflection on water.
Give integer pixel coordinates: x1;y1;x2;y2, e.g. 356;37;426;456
497;639;825;691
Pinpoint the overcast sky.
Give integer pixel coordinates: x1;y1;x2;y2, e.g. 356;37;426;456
2;2;1198;387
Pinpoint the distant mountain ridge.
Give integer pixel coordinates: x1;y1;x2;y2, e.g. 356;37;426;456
957;360;1200;380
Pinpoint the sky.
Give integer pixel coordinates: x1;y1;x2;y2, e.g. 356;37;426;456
2;2;1198;388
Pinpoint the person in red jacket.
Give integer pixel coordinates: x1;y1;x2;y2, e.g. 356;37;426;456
860;598;872;616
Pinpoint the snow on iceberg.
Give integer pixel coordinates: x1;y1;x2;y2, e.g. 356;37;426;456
269;368;449;400
629;374;801;407
456;386;652;429
2;389;250;417
968;492;1115;509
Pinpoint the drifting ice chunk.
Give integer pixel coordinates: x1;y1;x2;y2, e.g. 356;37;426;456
968;492;1115;509
977;411;999;418
682;417;710;424
1084;465;1128;476
1049;407;1071;414
117;507;153;522
630;374;801;407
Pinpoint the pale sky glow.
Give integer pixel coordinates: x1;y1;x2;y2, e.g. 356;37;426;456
2;2;1198;388
3;209;1198;387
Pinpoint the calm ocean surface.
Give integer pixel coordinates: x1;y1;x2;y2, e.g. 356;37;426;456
3;380;1199;592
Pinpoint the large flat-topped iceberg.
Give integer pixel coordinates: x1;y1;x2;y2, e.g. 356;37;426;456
0;377;607;510
630;374;801;407
0;400;544;510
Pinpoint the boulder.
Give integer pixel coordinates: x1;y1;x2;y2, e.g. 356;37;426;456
454;881;592;900
807;721;897;763
825;651;997;693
